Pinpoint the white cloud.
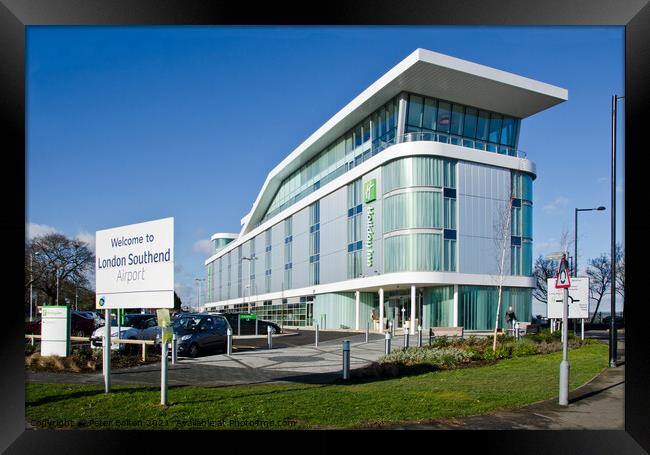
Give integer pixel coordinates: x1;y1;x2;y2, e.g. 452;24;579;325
75;231;96;252
26;222;59;240
542;196;569;214
192;239;213;256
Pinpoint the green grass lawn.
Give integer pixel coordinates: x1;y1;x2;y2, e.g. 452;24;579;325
26;343;608;429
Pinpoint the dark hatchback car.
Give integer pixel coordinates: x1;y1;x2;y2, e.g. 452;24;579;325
170;314;231;358
215;313;281;335
25;310;97;337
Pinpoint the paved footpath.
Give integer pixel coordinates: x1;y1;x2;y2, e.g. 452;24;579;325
26;331;387;387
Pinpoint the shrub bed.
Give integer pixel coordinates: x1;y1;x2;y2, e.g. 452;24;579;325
25;345;161;372
357;329;598;379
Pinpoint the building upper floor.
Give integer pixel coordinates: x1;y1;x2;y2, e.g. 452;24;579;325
207;48;567;264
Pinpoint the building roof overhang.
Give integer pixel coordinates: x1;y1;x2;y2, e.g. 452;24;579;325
240;48;568;234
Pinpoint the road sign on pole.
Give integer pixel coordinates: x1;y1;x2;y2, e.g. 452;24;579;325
556;254;570;405
555;255;571;289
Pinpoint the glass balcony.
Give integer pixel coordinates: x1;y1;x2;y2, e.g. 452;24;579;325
399;131;526;158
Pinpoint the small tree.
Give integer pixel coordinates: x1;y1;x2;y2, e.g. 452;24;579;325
615;243;624;299
492;197;512;352
587;253;612;324
174;291;183;311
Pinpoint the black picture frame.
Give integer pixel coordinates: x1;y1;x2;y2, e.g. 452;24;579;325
2;0;648;452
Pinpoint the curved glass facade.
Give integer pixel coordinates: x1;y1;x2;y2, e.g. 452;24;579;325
383;156;443;192
511;172;534;276
458;286;532;331
405;93;521;155
422;286;454;328
384;233;442;273
383;191;442;232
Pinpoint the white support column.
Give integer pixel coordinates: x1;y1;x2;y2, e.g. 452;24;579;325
453;284;459;327
379;288;384;332
355;290;360;331
396;92;408;142
410;285;416;333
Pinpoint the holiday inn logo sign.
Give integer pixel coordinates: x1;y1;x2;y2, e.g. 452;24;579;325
364;178;377;267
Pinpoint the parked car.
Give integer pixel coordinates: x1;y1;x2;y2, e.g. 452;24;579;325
602;315;624;328
25;310;97;337
90;313;158;352
211;312;281;335
74;310;103;329
155;313;230;358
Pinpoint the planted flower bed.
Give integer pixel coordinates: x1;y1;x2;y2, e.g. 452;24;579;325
356;329;597;379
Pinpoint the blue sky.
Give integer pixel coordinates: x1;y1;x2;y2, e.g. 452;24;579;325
26;26;624;316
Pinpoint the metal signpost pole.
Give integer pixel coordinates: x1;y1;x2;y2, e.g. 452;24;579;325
104;308;111;393
559;286;570;405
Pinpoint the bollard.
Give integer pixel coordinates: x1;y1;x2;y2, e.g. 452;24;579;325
255;317;258;336
171;333;177;365
315;322;319;347
267;325;273;350
388;320;394;337
417;325;422;347
161;341;168;405
31;335;35;346
404;326;410;348
226;327;233;356
385;331;392;354
238;314;241;336
429;327;433;346
142;342;146;362
365;322;369;343
342;340;351;380
581;319;584;340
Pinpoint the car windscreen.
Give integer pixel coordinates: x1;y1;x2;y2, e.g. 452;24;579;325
172;317;203;330
110;315;155;329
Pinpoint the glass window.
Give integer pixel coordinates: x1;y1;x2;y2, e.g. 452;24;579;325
463;107;477;138
450;105;464;136
436;102;451;133
476;110;490;141
488;113;503;144
422;98;437;130
407;95;423;127
444;197;456;230
384;233;442;272
443;160;456;189
501;117;515;147
383;191;442;232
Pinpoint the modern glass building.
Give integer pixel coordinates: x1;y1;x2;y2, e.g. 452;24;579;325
203;49;567;332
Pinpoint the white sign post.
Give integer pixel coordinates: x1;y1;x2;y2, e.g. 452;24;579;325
95;217;174;395
547;277;590;319
555;255;571;406
40;306;70;357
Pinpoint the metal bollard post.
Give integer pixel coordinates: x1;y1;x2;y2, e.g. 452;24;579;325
581;319;584;340
388;320;393;337
267;325;273;350
171;333;177;365
417;325;422;347
238;314;241;336
31;335;35;346
429;328;433;346
404;326;410;348
315;322;319;347
226;327;233;356
255;317;259;336
365;322;369;343
342;340;350;380
385;331;392;354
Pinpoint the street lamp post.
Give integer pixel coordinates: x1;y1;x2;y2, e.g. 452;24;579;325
195;278;205;312
242;256;257;313
574;206;606;278
610;94;624;368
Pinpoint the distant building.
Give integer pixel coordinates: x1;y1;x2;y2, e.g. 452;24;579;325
203;49;567;332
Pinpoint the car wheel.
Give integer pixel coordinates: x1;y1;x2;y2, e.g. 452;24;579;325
189;343;200;358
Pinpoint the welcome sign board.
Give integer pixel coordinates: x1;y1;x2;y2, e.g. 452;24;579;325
96;217;174;309
41;305;70;357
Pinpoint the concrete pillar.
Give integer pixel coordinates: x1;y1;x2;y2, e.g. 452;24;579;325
411;285;416;333
355;290;360;330
453;284;459;327
379;288;384;332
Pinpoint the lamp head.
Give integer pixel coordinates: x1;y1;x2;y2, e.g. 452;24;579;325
597;206;606;211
